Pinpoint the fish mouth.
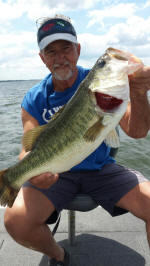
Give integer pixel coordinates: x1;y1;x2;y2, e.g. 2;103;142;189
95;92;123;112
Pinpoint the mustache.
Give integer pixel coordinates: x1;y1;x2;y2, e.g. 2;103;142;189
52;61;70;70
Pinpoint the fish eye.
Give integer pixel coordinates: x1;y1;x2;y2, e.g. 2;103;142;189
97;59;106;68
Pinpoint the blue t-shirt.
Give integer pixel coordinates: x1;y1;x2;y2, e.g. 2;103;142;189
21;66;115;171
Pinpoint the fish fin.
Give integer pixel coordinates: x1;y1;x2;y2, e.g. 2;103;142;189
0;169;7;190
0;186;19;207
0;170;19;207
101;115;113;126
22;107;65;152
22;124;48;152
105;129;120;148
83;119;105;142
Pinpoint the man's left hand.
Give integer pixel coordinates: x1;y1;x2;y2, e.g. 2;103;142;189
129;66;150;96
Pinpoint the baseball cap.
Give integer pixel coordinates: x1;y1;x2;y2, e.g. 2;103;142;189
37;14;78;50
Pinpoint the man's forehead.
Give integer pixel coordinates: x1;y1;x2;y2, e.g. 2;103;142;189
45;40;73;50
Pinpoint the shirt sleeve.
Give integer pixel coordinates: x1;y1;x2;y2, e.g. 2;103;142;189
21;89;41;122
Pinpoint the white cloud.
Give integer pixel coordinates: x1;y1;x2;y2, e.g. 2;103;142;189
87;3;137;28
79;33;107;58
144;0;150;8
1;0;150;80
0;30;40;80
0;31;36;47
0;0;24;22
0;31;36;65
0;50;49;80
78;12;150;68
106;16;150;49
43;0;100;10
0;0;101;23
24;0;101;21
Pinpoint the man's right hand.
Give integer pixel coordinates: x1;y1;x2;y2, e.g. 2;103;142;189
29;172;59;189
19;109;59;189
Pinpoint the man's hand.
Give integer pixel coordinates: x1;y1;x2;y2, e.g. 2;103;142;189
29;172;59;189
120;64;150;138
129;65;150;96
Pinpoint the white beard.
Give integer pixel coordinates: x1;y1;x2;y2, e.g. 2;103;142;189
53;69;73;81
52;60;74;81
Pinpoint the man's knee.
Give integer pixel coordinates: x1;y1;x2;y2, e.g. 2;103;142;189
4;207;21;234
4;187;55;239
4;206;31;238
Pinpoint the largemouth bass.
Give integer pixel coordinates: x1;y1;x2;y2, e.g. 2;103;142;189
0;48;142;207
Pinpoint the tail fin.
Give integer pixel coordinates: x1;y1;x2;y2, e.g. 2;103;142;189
0;170;19;207
0;169;7;192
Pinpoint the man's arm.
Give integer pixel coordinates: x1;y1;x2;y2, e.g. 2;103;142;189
120;66;150;138
19;108;39;160
19;108;59;188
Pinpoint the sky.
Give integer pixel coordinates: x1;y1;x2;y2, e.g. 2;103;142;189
0;0;150;80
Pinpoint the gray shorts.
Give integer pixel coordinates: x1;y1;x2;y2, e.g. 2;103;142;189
23;163;148;222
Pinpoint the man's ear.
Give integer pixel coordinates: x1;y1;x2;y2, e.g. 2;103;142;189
39;52;46;65
77;43;81;57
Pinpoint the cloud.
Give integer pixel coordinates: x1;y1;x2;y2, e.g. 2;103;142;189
106;16;150;49
144;0;150;8
87;3;137;28
42;0;100;10
78;33;107;58
78;13;150;68
1;0;150;80
0;48;48;80
0;31;35;47
0;0;100;23
0;30;38;80
0;30;36;64
0;0;27;22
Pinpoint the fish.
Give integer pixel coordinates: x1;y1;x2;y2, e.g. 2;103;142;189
0;47;142;207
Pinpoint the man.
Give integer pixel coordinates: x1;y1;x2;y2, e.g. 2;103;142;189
4;14;150;266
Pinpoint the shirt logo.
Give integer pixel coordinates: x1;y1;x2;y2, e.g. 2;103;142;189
42;105;63;123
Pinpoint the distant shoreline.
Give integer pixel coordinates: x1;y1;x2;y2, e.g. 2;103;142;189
0;79;41;82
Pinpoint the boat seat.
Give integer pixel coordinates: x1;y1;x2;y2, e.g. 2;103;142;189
64;193;98;245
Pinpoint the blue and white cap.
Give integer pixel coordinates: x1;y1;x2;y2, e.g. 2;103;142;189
37;15;78;50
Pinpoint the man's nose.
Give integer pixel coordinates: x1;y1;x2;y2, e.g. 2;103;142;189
54;51;65;63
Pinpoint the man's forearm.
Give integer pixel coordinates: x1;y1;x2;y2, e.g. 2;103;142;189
120;92;150;138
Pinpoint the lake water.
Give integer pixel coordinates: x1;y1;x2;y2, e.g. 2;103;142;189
0;80;149;180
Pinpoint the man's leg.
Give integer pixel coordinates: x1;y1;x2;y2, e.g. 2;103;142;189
116;181;150;247
4;186;64;261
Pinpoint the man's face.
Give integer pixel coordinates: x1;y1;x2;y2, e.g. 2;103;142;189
40;40;80;81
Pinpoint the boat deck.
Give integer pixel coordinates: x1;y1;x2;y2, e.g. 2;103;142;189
0;206;149;265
